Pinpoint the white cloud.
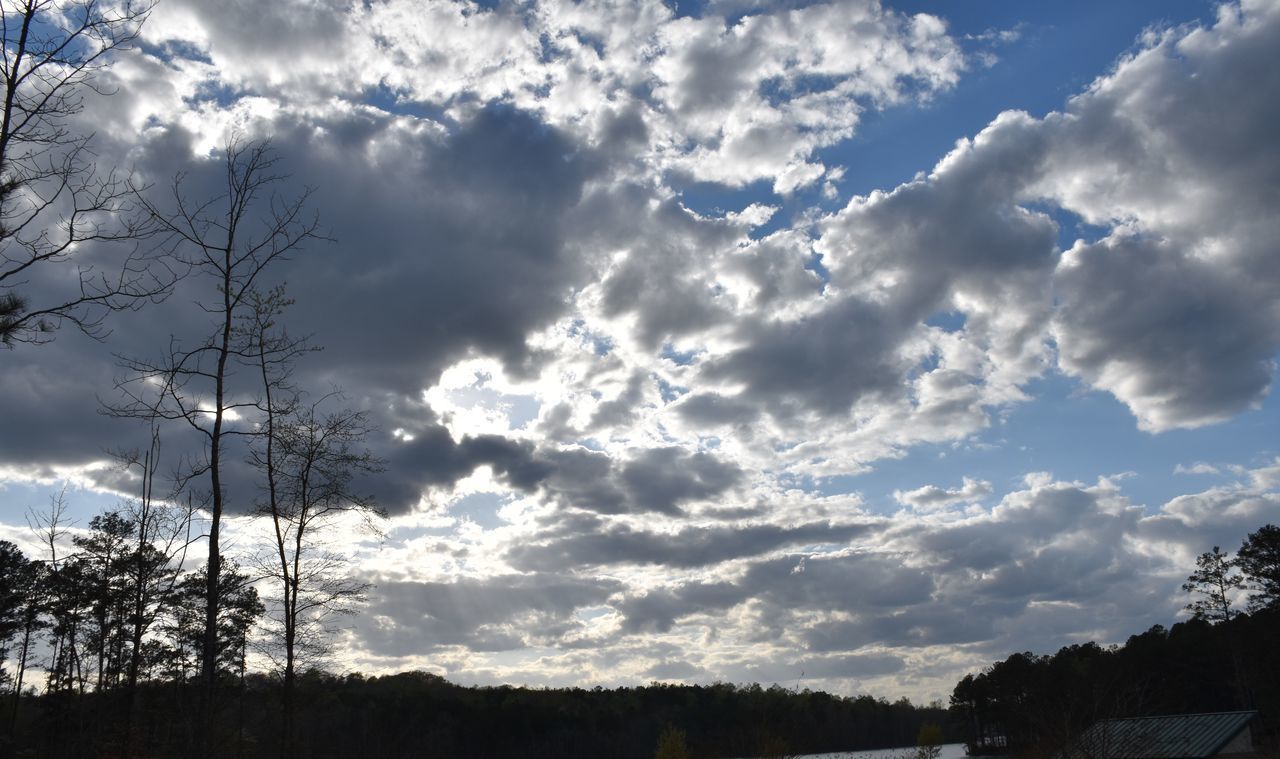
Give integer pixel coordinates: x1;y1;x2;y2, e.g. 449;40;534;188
894;477;993;511
1174;462;1221;476
341;458;1279;701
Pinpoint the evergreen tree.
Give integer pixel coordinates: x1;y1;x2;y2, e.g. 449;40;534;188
0;541;29;658
73;512;135;691
1181;546;1243;622
1237;524;1280;611
160;560;263;680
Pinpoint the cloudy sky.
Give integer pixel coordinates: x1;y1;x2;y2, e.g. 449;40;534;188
3;0;1279;703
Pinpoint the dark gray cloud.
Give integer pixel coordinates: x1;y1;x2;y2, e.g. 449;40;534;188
722;231;826;310
673;392;762;427
687;127;1059;425
618;580;745;634
370;426;547;514
700;297;918;419
1139;485;1280;553
803;605;1007;652
2;102;606;515
616;447;743;514
95;100;599;398
587;371;650;432
911;483;1139;573
1034;5;1280;428
506;519;874;572
617;550;935;635
606;472;1275;657
0;344;128;468
594;199;740;351
374;431;742;516
791;653;905;679
270;103;602;392
505;446;742;517
642;659;708;681
360;574;622;654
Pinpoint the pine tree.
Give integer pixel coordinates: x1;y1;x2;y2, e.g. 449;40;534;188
1237;524;1280;611
1181;546;1243;622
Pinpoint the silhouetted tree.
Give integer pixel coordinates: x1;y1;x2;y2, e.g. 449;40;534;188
0;0;171;347
0;540;28;658
1182;545;1243;622
233;283;379;758
110;139;326;749
254;394;382;758
5;558;46;738
73;511;134;692
159;559;263;683
0;540;33;735
952;528;1280;757
1237;524;1280;611
113;430;190;757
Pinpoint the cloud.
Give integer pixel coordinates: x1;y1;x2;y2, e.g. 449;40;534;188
361;574;622;654
146;0;965;190
701;296;921;420
615;548;936;636
894;478;993;511
506;518;874;572
1174;462;1221;476
1038;2;1280;428
247;456;1280;693
376;430;742;516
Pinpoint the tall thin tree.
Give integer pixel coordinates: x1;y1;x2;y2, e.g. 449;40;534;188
109;139;325;751
243;290;380;757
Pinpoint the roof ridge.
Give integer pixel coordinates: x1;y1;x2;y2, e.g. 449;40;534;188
1102;710;1257;722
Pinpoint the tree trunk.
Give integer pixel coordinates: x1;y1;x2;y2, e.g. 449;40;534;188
8;620;32;738
199;248;234;758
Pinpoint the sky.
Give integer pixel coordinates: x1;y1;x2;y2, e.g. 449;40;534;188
2;0;1279;704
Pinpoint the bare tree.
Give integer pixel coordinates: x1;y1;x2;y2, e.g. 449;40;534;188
0;0;173;347
108;139;326;751
251;371;382;758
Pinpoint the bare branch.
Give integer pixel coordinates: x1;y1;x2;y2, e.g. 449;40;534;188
0;0;172;347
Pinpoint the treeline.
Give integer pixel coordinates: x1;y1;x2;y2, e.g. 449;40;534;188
0;502;263;758
950;525;1280;759
3;669;955;759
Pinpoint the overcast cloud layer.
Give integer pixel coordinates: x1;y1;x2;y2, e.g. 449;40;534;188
2;0;1279;702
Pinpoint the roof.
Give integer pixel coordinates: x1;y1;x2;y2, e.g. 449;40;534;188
1063;711;1258;759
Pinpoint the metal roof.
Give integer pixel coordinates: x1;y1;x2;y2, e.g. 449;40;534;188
1064;711;1258;759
